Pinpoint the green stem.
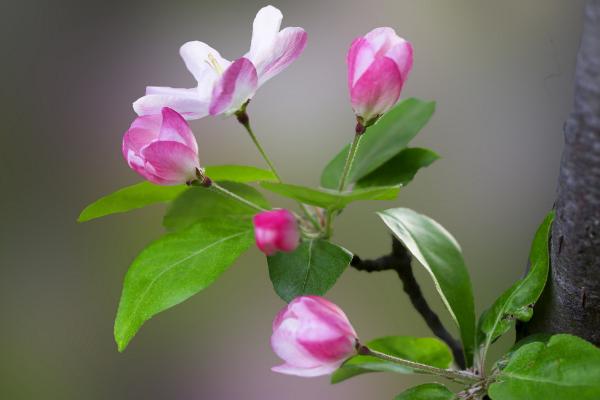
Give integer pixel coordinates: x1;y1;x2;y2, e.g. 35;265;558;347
235;109;322;232
238;117;283;183
359;345;480;384
337;133;362;192
211;182;267;212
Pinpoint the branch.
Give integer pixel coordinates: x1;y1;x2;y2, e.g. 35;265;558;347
350;236;466;369
521;0;600;345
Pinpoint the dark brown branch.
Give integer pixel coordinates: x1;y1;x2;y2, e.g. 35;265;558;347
351;236;466;369
521;0;600;345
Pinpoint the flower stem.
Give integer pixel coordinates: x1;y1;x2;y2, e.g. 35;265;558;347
211;182;267;212
358;345;480;384
235;107;322;232
236;111;283;183
337;130;363;192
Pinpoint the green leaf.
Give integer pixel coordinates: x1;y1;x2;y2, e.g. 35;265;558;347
203;165;277;183
488;334;600;400
260;181;400;210
478;211;554;359
493;334;553;373
394;383;454;400
321;98;435;189
163;182;269;231
114;218;253;351
268;239;352;302
332;336;452;384
78;182;186;222
378;208;476;366
355;148;439;189
78;165;272;222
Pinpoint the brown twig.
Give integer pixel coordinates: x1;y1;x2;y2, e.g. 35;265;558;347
350;236;466;369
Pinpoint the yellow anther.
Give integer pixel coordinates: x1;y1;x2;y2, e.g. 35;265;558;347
206;53;223;75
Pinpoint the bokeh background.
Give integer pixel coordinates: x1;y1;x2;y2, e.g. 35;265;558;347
0;0;586;399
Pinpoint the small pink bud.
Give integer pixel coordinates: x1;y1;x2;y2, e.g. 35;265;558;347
347;27;413;123
122;107;200;185
270;296;358;377
253;209;300;256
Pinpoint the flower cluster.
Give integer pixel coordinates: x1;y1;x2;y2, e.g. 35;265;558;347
120;5;413;378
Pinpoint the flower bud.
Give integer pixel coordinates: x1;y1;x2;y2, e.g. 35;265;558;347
253;209;300;255
122;107;200;185
270;296;358;377
347;27;413;123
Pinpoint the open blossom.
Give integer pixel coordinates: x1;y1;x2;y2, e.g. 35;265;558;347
347;27;413;123
253;209;299;255
122;107;200;185
133;5;307;119
271;296;358;377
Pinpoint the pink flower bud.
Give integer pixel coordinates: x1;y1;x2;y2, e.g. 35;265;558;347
270;296;358;377
122;107;200;185
253;209;300;255
347;27;413;123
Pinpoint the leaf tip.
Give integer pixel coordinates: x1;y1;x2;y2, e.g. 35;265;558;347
114;331;129;353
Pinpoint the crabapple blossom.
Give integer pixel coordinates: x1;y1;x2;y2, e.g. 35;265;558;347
133;5;307;119
348;27;413;123
122;107;200;185
253;209;300;255
270;296;358;377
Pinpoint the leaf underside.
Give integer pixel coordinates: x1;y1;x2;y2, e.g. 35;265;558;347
378;207;476;367
478;211;554;354
332;336;453;384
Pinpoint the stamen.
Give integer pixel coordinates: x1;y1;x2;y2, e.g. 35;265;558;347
205;53;223;75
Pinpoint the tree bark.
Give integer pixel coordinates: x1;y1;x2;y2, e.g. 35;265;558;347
520;0;600;345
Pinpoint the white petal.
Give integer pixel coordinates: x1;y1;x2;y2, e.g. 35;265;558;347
252;27;307;86
271;362;340;377
179;41;231;83
133;86;209;120
270;318;321;368
248;5;283;66
209;58;258;115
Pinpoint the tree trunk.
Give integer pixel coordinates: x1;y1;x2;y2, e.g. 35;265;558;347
520;0;600;345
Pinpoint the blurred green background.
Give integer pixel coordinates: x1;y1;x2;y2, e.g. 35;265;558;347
0;0;585;398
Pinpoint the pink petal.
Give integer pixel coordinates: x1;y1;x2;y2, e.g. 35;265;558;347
386;40;413;81
253;27;307;85
129;114;162;131
350;56;403;121
122;127;158;158
248;6;283;63
295;296;357;338
159;107;198;154
140;141;200;184
364;27;404;56
179;41;231;83
347;37;375;87
270;318;322;368
133;86;209;120
255;228;279;255
271;362;340;377
272;305;292;331
298;334;355;363
209;58;258;115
